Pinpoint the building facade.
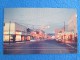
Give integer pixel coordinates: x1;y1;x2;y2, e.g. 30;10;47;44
54;14;77;43
68;14;77;34
4;22;27;42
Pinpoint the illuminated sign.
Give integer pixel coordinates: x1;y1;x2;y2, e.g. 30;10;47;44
15;32;22;35
4;32;14;34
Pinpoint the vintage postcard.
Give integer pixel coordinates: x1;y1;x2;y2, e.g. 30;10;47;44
3;8;77;54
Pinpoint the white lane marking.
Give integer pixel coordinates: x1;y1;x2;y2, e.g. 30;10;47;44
66;44;76;49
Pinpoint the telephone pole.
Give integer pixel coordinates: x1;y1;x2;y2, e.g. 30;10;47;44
9;21;11;44
64;21;65;43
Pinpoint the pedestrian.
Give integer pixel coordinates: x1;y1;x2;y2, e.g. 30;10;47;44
13;35;16;43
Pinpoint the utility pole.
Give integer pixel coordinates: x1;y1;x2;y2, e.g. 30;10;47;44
9;21;11;44
64;21;65;43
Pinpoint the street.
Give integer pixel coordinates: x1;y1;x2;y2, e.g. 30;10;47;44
4;8;77;54
3;39;77;54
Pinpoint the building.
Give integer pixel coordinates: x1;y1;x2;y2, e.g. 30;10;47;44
54;14;77;43
68;14;77;33
68;14;77;42
30;29;45;40
4;22;27;42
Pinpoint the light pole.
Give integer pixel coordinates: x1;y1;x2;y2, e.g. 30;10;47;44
9;21;11;44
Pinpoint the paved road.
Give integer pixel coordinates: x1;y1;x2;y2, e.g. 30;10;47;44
3;39;77;54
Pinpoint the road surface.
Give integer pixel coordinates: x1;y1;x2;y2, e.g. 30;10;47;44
4;39;77;54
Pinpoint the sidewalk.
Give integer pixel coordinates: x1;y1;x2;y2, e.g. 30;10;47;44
65;40;76;44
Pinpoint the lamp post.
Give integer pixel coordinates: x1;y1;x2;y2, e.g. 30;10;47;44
9;21;11;44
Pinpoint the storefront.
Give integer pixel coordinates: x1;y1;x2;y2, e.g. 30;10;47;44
56;32;76;43
4;22;27;42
